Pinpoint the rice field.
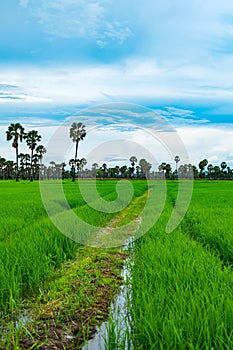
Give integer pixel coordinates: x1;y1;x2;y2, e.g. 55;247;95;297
0;180;148;316
1;179;233;349
131;180;233;350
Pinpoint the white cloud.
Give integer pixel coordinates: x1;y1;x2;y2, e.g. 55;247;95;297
177;125;233;167
1;58;233;107
1;115;233;170
35;0;131;46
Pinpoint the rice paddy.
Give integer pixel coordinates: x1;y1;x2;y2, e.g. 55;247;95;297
131;180;233;350
0;179;233;349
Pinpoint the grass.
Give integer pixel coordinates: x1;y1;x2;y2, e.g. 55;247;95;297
130;180;233;350
1;247;128;349
0;179;148;315
0;179;148;348
2;180;233;349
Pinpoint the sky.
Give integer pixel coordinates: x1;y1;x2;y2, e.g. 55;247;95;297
1;0;233;169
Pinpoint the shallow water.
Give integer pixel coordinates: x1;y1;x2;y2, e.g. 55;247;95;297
15;313;32;329
82;256;133;350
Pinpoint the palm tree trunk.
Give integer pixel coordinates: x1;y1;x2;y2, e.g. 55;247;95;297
39;158;42;180
16;146;19;181
75;141;79;161
30;149;33;182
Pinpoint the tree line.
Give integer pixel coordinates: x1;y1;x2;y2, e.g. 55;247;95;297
1;122;233;181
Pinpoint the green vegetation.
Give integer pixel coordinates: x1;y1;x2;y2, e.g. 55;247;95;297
0;180;147;315
2;122;233;180
1;180;233;349
131;180;233;350
3;248;127;349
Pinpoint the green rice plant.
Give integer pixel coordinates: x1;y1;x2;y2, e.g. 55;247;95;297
130;181;233;349
180;181;233;264
0;179;148;316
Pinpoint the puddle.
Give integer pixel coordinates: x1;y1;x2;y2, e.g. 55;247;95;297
0;310;33;343
82;257;133;350
15;313;32;329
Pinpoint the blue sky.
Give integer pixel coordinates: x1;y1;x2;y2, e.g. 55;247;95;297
0;0;233;167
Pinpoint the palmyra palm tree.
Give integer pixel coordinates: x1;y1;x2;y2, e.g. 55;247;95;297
35;145;47;179
36;145;47;166
91;163;98;177
0;157;6;180
174;155;180;172
76;158;87;177
5;160;14;180
129;156;137;167
139;158;152;178
60;162;66;179
69;122;86;161
49;161;56;179
25;130;42;181
220;161;227;172
69;159;76;181
207;164;214;178
6;123;25;181
158;162;167;174
129;156;137;177
18;153;30;179
199;159;208;178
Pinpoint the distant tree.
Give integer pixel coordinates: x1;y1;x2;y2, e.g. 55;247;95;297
139;159;152;178
69;159;76;181
35;145;47;179
102;163;108;178
129;156;137;167
192;165;199;179
207;164;214;179
69;122;86;161
178;164;193;179
77;158;87;177
91;163;99;178
213;165;221;179
227;166;232;179
165;163;172;179
129;156;137;177
49;161;56;179
60;162;67;179
0;157;6;180
174;155;180;173
5;160;14;180
220;161;227;171
158;162;166;175
108;167;115;178
18;153;30;179
36;145;47;167
6;123;25;181
120;165;128;178
25;130;42;181
115;165;120;178
97;168;103;178
32;154;40;180
54;163;62;179
135;165;140;178
92;163;99;170
128;166;135;178
199;159;208;178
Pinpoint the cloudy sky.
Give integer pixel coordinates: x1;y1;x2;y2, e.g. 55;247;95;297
0;0;233;168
